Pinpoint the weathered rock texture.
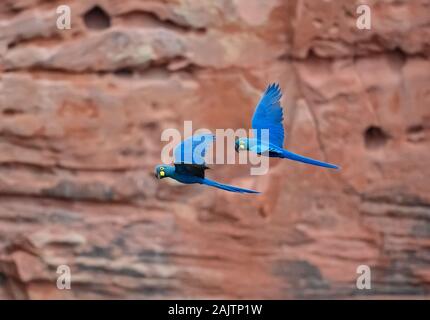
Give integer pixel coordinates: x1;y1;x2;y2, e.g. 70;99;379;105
0;0;429;299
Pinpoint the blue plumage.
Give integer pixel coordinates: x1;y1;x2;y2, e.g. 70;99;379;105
174;134;214;165
251;83;285;148
236;83;340;170
156;134;259;194
200;178;259;193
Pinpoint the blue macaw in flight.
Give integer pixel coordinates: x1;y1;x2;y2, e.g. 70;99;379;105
155;134;259;194
235;83;339;170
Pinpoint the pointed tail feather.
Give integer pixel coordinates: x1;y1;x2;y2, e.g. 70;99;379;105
281;149;339;169
201;178;260;194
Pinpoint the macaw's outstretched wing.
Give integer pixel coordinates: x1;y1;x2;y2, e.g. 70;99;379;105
174;134;215;166
251;83;285;148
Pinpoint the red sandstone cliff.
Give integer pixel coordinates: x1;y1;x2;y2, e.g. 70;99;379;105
0;0;429;299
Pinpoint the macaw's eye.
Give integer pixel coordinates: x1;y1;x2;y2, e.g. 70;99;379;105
160;166;164;170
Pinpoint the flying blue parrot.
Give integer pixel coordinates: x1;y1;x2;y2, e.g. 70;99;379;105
155;134;259;194
235;83;339;170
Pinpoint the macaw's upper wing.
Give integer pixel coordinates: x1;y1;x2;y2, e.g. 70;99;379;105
174;134;215;166
251;83;285;148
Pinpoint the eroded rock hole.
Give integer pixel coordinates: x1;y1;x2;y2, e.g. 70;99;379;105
406;124;425;142
114;68;134;77
364;126;389;149
2;108;23;116
84;6;111;30
407;124;424;134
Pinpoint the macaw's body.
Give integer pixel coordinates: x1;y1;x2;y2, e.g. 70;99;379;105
155;134;259;194
235;83;339;170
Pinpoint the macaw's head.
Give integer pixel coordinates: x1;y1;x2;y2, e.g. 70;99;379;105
154;165;172;179
235;138;249;152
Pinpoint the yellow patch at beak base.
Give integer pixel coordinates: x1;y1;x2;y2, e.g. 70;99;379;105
239;144;245;150
160;171;165;177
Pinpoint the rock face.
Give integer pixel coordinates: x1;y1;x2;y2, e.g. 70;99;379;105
0;0;429;299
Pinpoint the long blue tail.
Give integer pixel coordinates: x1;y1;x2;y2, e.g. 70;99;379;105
281;149;339;169
201;178;260;194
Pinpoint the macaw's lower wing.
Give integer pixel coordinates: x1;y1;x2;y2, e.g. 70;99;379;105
201;178;260;194
174;163;208;178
